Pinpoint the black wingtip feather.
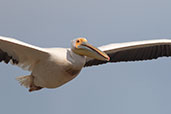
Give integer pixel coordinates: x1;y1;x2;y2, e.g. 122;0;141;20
0;49;19;64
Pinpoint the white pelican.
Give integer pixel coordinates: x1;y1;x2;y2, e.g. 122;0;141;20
0;36;171;92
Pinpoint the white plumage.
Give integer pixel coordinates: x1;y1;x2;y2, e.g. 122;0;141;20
0;36;171;92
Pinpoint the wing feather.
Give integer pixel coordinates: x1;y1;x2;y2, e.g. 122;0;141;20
84;39;171;67
0;36;50;71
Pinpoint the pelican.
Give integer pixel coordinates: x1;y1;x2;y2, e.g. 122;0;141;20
0;36;171;92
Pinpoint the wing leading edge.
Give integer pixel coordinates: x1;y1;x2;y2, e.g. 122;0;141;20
0;36;50;71
85;39;171;67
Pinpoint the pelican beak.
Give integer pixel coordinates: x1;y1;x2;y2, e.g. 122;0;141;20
77;42;110;61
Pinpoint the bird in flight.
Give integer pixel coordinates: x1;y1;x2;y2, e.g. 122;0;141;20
0;36;171;92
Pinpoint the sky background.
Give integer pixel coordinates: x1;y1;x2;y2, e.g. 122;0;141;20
0;0;171;114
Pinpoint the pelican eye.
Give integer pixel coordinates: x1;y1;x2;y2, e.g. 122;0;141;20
76;40;80;43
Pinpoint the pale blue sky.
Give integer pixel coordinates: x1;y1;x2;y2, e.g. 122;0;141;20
0;0;171;114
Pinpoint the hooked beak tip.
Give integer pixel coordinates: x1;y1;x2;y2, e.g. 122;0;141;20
107;56;110;61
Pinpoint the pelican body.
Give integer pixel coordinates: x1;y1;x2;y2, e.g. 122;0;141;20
32;48;85;89
0;36;171;92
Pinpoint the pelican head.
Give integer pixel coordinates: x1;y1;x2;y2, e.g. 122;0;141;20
71;37;110;61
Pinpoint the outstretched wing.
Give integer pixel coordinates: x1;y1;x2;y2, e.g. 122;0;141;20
84;39;171;67
0;36;50;71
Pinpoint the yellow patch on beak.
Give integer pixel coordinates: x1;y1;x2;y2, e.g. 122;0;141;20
75;38;88;48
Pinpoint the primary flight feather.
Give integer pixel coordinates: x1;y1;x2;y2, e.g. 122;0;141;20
0;36;171;92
